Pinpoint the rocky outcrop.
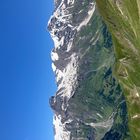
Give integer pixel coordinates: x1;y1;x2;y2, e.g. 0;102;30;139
48;0;130;139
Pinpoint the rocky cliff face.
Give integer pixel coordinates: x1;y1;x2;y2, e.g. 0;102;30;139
48;0;130;139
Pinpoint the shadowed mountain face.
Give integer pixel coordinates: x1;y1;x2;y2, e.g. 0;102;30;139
48;0;131;139
96;0;140;139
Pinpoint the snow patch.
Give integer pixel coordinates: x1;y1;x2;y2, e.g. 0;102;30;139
67;0;75;5
53;115;71;140
57;53;78;99
51;51;59;61
52;63;57;72
77;3;95;31
96;113;103;118
56;69;64;83
66;39;73;52
51;34;61;49
86;118;113;129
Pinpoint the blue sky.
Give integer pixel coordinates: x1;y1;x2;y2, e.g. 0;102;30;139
0;0;56;140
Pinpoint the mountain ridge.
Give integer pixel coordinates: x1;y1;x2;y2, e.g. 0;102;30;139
48;0;130;139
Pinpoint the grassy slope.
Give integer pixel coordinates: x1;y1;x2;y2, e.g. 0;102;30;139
68;3;129;139
96;0;140;139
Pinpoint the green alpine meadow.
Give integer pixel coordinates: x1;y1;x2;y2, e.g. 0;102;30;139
96;0;140;139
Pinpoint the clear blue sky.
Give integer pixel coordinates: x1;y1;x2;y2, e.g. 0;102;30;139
0;0;56;140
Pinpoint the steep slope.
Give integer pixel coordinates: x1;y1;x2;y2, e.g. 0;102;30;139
48;0;130;139
96;0;140;139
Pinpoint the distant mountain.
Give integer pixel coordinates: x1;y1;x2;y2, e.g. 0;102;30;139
47;0;134;139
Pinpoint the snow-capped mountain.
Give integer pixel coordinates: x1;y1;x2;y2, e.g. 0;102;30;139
48;0;129;139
